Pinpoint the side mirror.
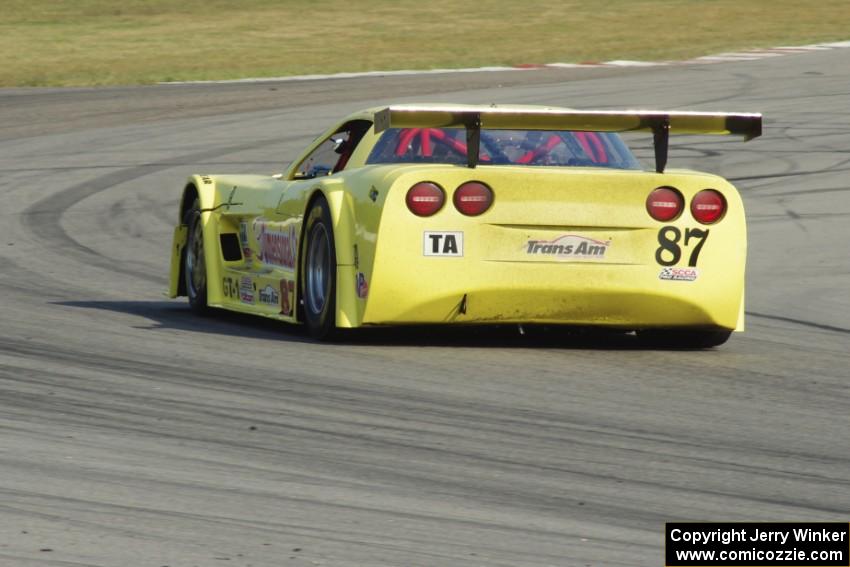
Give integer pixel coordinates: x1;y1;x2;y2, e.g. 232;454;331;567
293;164;332;180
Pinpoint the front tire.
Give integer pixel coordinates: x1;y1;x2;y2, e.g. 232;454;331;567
636;328;732;349
301;197;337;339
183;198;208;313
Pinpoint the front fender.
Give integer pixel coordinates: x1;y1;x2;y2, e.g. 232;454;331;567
167;175;238;298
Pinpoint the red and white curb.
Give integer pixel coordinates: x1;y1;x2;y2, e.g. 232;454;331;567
161;40;850;85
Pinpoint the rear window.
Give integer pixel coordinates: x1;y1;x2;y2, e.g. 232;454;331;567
367;128;641;169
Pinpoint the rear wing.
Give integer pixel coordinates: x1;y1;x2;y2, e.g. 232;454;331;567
373;105;762;172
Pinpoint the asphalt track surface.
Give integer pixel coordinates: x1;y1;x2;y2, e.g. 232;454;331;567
1;50;849;567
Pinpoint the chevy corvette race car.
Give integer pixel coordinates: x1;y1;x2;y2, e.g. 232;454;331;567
168;104;761;346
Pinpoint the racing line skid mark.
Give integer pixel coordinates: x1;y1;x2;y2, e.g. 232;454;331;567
20;134;309;285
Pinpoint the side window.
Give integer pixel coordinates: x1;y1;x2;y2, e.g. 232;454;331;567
293;120;371;179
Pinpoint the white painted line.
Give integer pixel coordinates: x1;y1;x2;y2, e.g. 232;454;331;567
603;60;665;67
164;65;532;85
544;62;596;69
159;39;850;85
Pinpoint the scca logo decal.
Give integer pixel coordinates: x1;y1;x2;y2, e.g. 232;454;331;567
423;232;463;257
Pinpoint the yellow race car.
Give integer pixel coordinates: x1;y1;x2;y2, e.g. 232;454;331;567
168;104;761;347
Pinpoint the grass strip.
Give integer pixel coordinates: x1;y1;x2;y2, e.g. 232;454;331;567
3;0;850;87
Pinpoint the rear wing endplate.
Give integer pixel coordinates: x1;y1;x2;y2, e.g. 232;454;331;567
374;106;762;172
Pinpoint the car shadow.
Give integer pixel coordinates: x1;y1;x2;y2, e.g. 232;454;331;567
340;324;645;350
56;300;696;350
56;300;314;343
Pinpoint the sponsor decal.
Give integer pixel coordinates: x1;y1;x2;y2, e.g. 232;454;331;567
239;221;252;259
239;276;255;304
356;272;369;299
280;279;295;316
258;284;280;306
659;267;699;281
424;231;463;256
525;234;610;259
254;219;298;269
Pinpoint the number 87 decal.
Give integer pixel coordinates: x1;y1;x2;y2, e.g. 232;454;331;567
655;227;709;267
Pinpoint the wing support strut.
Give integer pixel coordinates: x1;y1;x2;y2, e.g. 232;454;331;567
464;113;481;169
651;116;670;173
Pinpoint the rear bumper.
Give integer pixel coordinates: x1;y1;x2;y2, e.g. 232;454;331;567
361;261;743;330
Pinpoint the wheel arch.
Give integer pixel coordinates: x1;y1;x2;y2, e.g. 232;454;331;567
179;183;199;224
172;182;200;297
169;176;224;299
299;185;359;328
295;190;330;323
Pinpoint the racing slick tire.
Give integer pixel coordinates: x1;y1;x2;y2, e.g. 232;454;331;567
183;198;209;314
636;328;732;349
302;196;337;340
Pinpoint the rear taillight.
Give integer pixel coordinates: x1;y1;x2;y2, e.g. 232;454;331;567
646;187;684;222
406;182;445;216
691;189;726;224
453;181;493;216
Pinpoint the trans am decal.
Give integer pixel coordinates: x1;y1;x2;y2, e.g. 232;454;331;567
254;219;297;269
525;235;610;259
258;284;280;306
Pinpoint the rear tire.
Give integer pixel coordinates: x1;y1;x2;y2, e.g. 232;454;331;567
183;198;208;313
301;196;337;339
636;328;732;349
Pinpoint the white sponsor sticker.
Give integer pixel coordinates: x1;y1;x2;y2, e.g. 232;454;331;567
253;218;297;269
659;267;699;281
423;231;463;257
239;276;255;303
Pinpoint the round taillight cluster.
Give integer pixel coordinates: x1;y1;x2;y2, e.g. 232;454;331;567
453;181;493;216
691;189;727;224
405;181;494;216
646;186;728;224
646;186;684;222
406;182;445;217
